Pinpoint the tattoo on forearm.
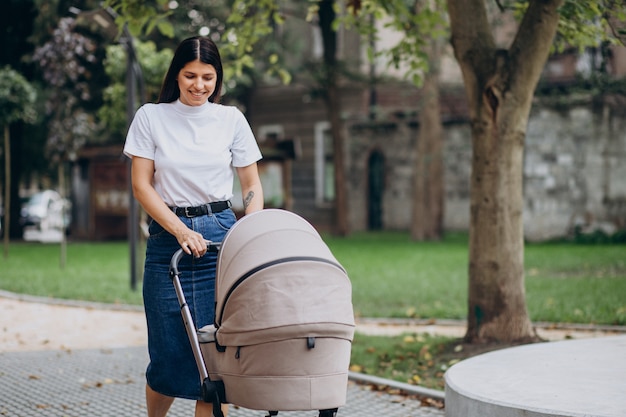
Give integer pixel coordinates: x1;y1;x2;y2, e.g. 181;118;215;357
243;191;255;210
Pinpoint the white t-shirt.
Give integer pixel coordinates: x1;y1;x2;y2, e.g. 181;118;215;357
123;100;262;207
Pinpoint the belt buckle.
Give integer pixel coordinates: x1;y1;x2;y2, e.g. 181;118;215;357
184;207;192;217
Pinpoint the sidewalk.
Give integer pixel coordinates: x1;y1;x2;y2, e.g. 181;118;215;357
2;292;624;417
0;293;445;417
0;346;446;417
3;292;621;352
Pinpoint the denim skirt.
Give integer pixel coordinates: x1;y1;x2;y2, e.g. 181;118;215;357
142;209;237;400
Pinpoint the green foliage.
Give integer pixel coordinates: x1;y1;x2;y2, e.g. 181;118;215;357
509;1;626;53
220;0;291;84
570;226;626;244
101;0;626;90
98;41;173;141
340;0;448;86
0;66;37;126
132;41;173;90
98;84;127;142
105;0;174;38
103;0;293;88
171;1;226;40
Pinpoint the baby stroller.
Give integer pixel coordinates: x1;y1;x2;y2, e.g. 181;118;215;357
169;209;355;417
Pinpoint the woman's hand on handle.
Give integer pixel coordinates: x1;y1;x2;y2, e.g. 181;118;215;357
175;228;207;258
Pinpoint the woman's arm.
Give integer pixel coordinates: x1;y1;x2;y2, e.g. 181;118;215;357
131;156;206;257
236;163;264;215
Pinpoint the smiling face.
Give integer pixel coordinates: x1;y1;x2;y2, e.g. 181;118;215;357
177;60;218;106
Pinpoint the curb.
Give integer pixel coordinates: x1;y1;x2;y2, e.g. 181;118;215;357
348;371;446;401
355;316;626;334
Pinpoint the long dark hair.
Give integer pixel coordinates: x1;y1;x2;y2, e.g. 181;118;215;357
158;36;223;104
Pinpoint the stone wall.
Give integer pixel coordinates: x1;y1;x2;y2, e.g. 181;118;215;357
345;95;626;241
523;99;626;240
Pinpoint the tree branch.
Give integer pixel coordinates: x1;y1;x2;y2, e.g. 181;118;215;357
508;0;563;94
447;0;496;68
605;9;626;46
447;0;497;107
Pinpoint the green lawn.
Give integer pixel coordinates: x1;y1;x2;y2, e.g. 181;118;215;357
1;233;624;390
1;233;624;325
325;232;626;326
0;241;144;305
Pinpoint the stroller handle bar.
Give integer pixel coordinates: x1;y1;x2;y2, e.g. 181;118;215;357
167;239;226;417
169;240;222;277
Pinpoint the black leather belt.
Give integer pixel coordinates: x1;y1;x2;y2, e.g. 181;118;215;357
170;201;231;217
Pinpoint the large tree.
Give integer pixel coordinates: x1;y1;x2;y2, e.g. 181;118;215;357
447;0;559;343
447;0;626;343
356;0;625;343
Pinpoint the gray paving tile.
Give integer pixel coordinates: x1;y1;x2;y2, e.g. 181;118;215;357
0;347;443;417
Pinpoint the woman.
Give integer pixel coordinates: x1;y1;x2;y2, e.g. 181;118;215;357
123;36;263;417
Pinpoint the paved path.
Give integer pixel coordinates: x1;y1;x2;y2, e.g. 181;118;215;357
0;295;147;352
2;292;624;417
2;294;619;353
0;294;445;417
0;346;445;417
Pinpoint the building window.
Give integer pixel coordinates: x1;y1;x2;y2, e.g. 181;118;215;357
315;121;334;206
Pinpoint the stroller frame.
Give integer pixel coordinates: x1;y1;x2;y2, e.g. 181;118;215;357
169;242;342;417
169;244;227;416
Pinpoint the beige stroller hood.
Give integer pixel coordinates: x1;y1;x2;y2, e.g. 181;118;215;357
201;209;355;412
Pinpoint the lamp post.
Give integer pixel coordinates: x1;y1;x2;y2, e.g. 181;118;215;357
120;24;145;291
73;7;145;290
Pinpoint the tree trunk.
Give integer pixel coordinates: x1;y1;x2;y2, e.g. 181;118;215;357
447;0;563;343
58;163;67;269
319;0;349;236
411;36;444;241
9;124;23;241
465;92;537;343
3;124;10;259
327;86;349;236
